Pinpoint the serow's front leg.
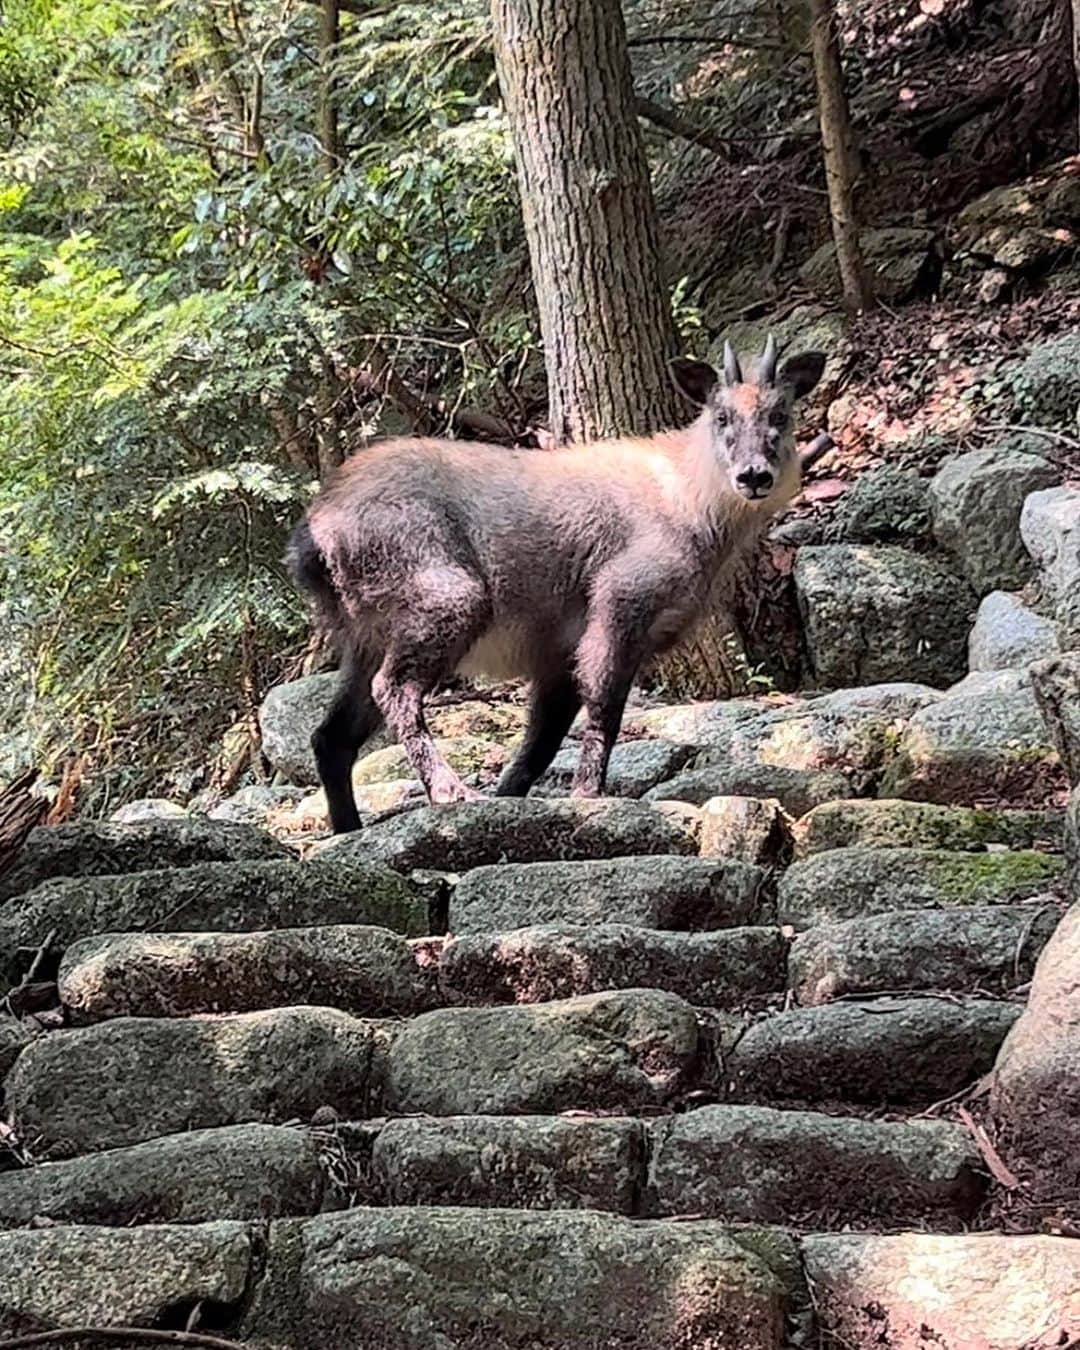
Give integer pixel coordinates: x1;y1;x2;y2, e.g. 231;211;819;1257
570;620;645;800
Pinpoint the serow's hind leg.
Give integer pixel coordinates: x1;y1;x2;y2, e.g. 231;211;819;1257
312;651;383;834
495;671;580;797
372;567;490;805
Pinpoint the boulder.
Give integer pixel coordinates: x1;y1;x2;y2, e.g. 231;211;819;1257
438;924;786;1007
991;900;1080;1196
789;903;1063;1005
803;1233;1080;1350
698;796;787;864
0;1124;325;1227
648;1105;981;1227
648;762;852;819
1020;485;1080;636
800;227;938;303
0;816;287;903
208;784;308;828
258;672;340;784
353;736;507;786
109;798;187;824
58;924;433;1020
795;545;971;688
0;857;428;987
242;1207;800;1350
0;1016;37;1083
792;798;1064;856
968;590;1059;671
328;799;697;874
448;856;765;933
1007;330;1080;425
777;844;1062;929
727;997;1020;1105
534;739;693;798
715;684;941;791
5;1006;388;1157
385;989;700;1115
1029;650;1080;784
881;668;1064;803
623;697;767;747
427;699;529;742
372;1115;644;1212
929;440;1058;595
0;1221;252;1336
823;464;931;545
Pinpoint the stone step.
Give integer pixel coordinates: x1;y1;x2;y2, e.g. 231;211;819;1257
0;1123;326;1227
0;1220;253;1338
3;1006;389;1158
240;1208;800;1350
533;738;693;798
323;798;698;873
449;855;765;934
0;816;288;902
789;902;1064;1005
804;1233;1080;1349
385;989;702;1116
371;1114;644;1213
0;857;429;988
645;762;854;817
438;923;785;1007
778;845;1064;929
648;1104;982;1228
793;798;1065;856
58;925;435;1020
725;996;1021;1107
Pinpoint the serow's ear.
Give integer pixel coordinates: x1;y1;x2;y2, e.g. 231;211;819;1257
780;351;826;400
670;356;718;407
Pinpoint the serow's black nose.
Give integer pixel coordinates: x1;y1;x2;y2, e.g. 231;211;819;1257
736;466;774;496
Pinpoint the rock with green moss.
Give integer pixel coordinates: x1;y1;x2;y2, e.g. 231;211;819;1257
372;1116;644;1212
5;1006;389;1158
778;845;1064;929
1007;331;1080;425
327;798;697;874
793;798;1064;856
0;1015;37;1081
449;856;765;934
0;857;428;988
709;684;941;793
795;545;971;688
800;228;937;303
728;997;1020;1106
438;923;786;1007
929;439;1059;596
824;464;931;545
384;989;700;1116
0;1124;326;1227
647;762;853;817
648;1105;981;1228
0;1222;253;1336
241;1208;799;1350
881;669;1064;803
789;903;1064;1004
0;816;288;903
353;736;508;786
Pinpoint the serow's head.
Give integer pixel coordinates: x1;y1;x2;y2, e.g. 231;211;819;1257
671;335;826;503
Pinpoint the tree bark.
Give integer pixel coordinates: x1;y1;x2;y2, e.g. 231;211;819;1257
491;0;682;444
318;0;341;170
1071;0;1080;145
808;0;870;313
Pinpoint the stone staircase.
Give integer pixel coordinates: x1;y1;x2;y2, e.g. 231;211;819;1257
1;711;1079;1348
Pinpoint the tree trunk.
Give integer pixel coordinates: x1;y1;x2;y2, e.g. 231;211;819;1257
318;0;341;170
1071;0;1080;145
491;0;681;444
808;0;870;313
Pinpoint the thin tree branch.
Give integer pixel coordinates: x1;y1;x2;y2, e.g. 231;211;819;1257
0;1330;243;1350
633;96;734;158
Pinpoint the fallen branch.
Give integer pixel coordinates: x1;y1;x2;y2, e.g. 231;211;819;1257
0;1330;243;1350
958;1105;1021;1190
633;97;734;159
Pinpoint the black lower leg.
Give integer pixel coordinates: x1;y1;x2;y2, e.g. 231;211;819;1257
312;660;382;834
496;675;581;797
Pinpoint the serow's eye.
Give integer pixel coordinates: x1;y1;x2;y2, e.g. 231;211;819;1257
768;409;787;430
715;407;730;428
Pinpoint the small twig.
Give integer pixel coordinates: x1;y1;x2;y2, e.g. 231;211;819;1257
0;1330;243;1350
958;1105;1021;1190
2;928;57;1017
